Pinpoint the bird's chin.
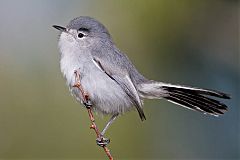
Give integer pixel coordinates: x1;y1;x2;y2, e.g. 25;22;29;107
58;33;76;56
60;32;75;42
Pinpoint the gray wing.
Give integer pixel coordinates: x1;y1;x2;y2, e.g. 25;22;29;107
92;56;146;120
90;42;147;85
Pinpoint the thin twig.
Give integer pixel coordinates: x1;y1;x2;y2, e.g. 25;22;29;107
73;70;114;160
87;108;113;160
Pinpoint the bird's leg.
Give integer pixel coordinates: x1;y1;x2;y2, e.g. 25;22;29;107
72;70;113;159
96;114;118;147
72;70;92;107
101;114;119;136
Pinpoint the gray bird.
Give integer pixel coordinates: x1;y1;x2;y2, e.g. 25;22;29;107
53;16;230;146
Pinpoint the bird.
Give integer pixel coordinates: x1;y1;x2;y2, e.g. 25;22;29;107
53;16;230;146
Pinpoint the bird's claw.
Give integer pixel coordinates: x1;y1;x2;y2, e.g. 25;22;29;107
96;136;110;147
83;100;92;108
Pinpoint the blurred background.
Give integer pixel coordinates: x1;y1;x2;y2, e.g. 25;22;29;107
0;0;239;159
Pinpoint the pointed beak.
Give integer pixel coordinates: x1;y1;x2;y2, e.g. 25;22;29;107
52;25;66;32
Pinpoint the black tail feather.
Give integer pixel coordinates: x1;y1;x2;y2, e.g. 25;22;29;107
162;86;229;116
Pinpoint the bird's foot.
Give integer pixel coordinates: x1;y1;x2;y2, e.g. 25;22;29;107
83;99;92;108
82;94;92;108
96;136;110;147
72;70;92;108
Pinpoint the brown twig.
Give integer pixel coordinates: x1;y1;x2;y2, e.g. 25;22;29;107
73;70;114;160
87;108;113;160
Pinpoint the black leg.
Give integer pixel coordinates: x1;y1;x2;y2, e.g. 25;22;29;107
96;114;119;147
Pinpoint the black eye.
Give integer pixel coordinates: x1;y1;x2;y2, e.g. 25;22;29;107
78;32;84;38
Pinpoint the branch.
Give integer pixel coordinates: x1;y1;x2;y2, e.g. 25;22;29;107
87;108;113;160
73;70;114;160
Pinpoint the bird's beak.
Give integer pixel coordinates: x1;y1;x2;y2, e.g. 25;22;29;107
52;25;66;32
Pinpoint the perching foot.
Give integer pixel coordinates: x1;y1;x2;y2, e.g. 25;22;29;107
83;99;93;108
96;136;110;147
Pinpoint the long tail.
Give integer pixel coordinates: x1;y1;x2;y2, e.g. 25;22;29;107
138;81;230;116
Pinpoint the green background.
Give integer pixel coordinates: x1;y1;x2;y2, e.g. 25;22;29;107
0;0;239;159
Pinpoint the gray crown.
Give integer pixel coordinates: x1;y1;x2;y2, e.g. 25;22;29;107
67;16;110;36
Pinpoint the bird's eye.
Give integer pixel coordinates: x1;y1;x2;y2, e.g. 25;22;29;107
78;32;84;38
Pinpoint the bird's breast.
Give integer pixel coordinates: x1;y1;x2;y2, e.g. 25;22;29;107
60;55;134;115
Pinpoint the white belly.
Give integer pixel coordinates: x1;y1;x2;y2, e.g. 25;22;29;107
61;56;134;115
